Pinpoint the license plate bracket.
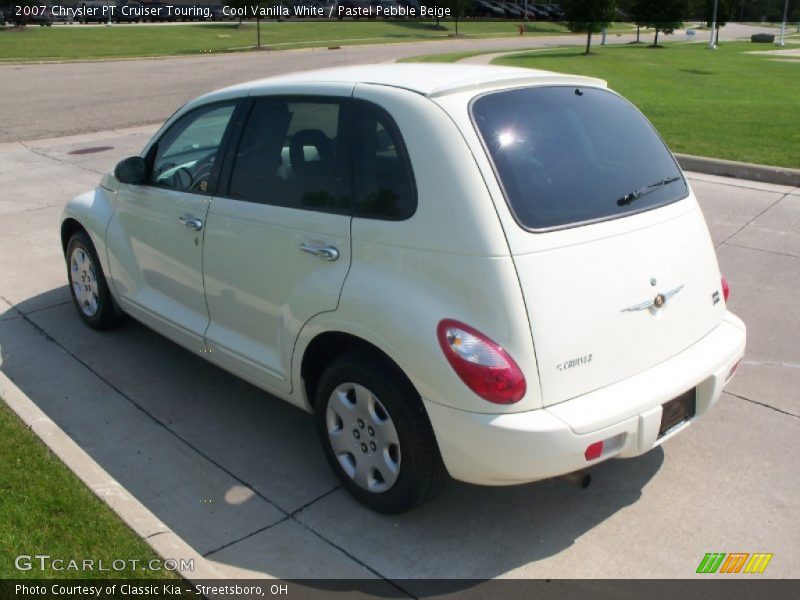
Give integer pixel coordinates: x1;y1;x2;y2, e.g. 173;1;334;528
658;388;696;438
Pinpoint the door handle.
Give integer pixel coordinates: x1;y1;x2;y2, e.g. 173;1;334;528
178;214;203;231
299;242;339;261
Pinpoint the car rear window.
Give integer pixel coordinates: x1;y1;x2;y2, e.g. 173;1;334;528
471;86;688;230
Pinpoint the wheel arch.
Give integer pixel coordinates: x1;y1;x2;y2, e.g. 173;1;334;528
60;217;88;256
60;187;116;276
298;328;415;412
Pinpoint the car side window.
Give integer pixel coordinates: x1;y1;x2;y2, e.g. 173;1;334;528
227;97;351;214
352;101;416;221
149;102;236;193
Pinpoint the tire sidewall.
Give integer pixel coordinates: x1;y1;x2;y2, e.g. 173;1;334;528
66;232;117;330
315;354;436;513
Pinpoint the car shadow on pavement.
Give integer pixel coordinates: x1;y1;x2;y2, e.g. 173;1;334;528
0;287;664;581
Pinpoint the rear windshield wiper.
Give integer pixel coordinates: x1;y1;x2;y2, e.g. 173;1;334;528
616;176;681;206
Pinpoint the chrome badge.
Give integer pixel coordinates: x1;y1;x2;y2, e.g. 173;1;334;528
622;285;684;313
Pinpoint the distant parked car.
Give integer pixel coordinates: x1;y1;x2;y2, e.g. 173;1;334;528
75;1;115;23
208;4;229;20
11;4;54;25
484;0;515;18
335;0;374;19
539;3;564;19
496;1;524;18
49;5;74;23
61;64;745;513
114;2;144;23
294;0;326;17
138;0;172;21
468;0;505;18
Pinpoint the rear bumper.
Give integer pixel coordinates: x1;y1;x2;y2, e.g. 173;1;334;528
424;311;746;485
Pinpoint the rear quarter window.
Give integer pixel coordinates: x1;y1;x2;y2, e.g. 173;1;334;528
471;86;688;231
352;100;416;221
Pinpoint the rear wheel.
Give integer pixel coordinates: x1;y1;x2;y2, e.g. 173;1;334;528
66;231;120;330
315;351;447;513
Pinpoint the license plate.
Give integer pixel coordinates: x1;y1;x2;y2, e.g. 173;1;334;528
658;388;696;438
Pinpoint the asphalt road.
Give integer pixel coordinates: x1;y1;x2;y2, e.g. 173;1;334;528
0;22;776;142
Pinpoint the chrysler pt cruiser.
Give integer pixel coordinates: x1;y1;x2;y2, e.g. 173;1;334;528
60;65;746;513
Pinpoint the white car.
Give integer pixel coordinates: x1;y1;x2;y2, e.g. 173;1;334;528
61;65;746;513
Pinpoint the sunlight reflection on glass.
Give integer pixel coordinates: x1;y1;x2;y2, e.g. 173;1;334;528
498;131;516;148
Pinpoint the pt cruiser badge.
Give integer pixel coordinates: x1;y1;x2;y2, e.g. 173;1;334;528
622;285;685;313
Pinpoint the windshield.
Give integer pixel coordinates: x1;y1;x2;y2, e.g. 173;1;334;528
471;86;688;230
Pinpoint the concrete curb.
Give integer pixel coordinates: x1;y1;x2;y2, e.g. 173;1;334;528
0;368;232;581
675;153;800;187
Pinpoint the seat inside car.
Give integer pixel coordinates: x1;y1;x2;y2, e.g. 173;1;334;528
229;103;293;203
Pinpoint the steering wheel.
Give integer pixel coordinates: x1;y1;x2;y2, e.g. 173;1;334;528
154;162;186;189
187;151;217;193
172;167;194;190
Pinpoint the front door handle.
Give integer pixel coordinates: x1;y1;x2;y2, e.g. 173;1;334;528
178;214;203;231
299;242;339;261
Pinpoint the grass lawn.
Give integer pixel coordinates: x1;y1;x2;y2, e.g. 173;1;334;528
0;20;577;61
0;400;174;579
412;41;799;169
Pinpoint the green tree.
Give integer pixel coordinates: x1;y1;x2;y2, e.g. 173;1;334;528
440;0;473;36
623;0;649;42
634;0;689;47
563;0;617;55
618;0;651;43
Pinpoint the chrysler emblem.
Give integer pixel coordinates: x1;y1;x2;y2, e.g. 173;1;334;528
622;285;684;313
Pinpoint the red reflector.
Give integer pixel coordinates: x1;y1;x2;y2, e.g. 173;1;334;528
584;441;604;461
727;358;742;381
721;276;730;302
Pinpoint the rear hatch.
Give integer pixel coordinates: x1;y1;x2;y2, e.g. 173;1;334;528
471;85;726;406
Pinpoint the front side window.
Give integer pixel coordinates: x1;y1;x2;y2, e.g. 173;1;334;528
472;86;687;230
150;102;236;193
228;98;350;214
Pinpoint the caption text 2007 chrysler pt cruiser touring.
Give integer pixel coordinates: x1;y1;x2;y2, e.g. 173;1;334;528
60;65;746;513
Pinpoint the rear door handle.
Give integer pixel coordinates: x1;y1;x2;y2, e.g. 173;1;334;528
178;214;203;231
299;242;339;261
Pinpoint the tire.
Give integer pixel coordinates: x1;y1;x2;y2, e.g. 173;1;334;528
66;230;121;330
315;351;447;513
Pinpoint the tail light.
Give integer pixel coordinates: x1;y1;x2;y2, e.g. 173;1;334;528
721;276;730;302
437;319;526;404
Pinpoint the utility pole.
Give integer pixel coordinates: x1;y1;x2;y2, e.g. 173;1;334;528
708;0;718;49
776;0;789;46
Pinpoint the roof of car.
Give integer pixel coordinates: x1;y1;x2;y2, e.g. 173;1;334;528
214;64;607;100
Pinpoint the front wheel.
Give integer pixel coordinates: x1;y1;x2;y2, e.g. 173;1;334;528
66;231;121;330
315;352;447;513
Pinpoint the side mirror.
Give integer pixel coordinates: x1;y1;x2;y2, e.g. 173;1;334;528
114;156;147;185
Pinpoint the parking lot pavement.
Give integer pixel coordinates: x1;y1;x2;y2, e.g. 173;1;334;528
0;132;797;580
0;23;777;144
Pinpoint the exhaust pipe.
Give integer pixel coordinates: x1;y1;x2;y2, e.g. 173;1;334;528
560;471;592;489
